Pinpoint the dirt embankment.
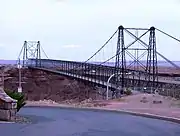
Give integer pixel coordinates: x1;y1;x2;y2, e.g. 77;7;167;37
4;68;102;103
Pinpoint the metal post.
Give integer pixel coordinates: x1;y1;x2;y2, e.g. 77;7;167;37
106;73;123;100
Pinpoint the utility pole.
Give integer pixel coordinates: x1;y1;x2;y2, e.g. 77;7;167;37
0;66;5;90
17;59;22;93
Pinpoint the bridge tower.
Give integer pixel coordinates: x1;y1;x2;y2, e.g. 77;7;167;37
114;26;159;97
114;26;126;98
146;27;158;91
18;41;41;67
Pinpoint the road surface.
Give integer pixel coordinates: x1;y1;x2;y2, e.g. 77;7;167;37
0;107;180;136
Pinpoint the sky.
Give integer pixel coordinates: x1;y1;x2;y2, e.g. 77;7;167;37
0;0;180;62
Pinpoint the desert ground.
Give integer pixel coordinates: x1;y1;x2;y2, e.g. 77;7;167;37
1;66;180;120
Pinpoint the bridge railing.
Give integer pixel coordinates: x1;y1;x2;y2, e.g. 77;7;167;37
27;59;180;96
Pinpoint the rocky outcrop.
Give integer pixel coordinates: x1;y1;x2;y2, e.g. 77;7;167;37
4;68;102;102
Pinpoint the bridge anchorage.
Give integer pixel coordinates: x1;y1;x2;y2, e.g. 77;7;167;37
18;25;180;99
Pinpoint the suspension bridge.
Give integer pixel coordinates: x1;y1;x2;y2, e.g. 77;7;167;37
17;25;180;99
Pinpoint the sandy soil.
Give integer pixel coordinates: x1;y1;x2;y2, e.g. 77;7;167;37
26;93;180;119
104;93;180;119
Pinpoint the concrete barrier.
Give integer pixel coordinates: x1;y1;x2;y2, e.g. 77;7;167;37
0;109;16;121
0;88;17;121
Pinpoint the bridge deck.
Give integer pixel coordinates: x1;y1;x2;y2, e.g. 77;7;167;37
30;67;115;88
30;67;180;89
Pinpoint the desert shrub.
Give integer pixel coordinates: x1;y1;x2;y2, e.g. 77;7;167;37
5;90;26;112
124;88;132;95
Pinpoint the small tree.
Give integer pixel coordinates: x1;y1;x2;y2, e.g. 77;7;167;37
5;90;26;112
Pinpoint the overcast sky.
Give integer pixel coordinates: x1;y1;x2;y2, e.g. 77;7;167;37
0;0;180;61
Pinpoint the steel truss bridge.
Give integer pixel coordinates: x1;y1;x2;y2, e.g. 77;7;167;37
18;26;180;98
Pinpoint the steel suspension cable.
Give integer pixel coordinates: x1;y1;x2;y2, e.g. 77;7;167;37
41;46;49;59
125;29;180;69
97;32;149;66
65;29;118;72
155;28;180;43
84;29;118;63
